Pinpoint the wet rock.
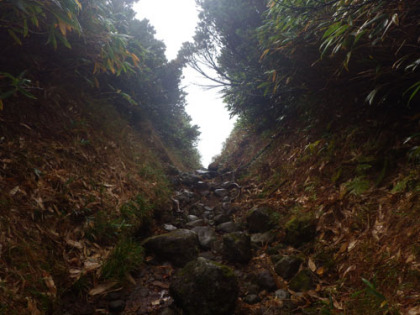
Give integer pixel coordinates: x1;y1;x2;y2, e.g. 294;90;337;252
108;300;125;313
216;221;240;233
289;269;315;292
142;229;199;267
244;294;261;305
214;188;229;197
192;226;217;249
274;289;289;300
274;255;302;280
255;270;277;292
250;231;276;246
214;213;231;225
170;257;238;315
223;232;252;263
246;207;273;233
284;216;317;247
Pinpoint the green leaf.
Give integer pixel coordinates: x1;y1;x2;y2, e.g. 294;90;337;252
8;29;22;45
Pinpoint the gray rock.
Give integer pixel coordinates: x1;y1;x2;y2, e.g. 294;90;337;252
214;213;231;225
214;188;228;197
216;221;240;233
142;229;199;267
274;289;289;300
170;257;238;315
246;207;273;233
223;232;252;263
250;231;276;246
108;300;125;312
192;226;217;249
289;269;315;292
256;270;277;292
274;255;302;280
186;219;206;228
163;224;177;232
187;214;199;221
244;294;261;305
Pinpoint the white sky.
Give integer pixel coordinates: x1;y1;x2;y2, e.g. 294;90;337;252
133;0;236;167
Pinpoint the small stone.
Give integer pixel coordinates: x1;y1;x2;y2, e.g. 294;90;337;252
256;270;277;292
163;224;177;231
244;294;261;305
274;255;302;280
187;215;199;221
274;289;289;300
216;221;240;233
108;300;125;313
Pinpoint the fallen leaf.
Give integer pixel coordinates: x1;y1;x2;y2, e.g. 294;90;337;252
348;240;358;252
84;260;101;272
66;239;83;249
43;272;57;297
343;265;356;277
308;257;316;272
89;281;118;296
9;186;20;196
408;306;420;315
316;266;325;276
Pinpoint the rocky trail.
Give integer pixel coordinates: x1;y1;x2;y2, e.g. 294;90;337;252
71;167;321;315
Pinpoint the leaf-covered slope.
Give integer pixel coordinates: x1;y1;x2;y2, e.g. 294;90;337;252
214;105;420;313
0;86;188;314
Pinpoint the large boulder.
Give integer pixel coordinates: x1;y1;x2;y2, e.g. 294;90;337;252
223;232;252;263
170;257;239;315
246;207;273;233
142;229;199;267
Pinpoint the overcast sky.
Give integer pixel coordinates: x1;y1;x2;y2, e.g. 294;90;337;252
133;0;236;167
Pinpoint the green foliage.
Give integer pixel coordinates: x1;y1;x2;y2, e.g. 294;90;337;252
345;176;371;195
101;238;144;281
